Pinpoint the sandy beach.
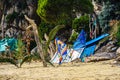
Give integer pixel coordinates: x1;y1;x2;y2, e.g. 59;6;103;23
0;60;120;80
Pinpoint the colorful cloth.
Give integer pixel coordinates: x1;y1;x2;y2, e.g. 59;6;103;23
55;38;67;64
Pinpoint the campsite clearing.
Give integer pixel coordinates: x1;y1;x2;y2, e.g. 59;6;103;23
0;60;120;80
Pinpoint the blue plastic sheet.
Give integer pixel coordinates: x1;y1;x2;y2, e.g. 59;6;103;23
0;38;17;52
73;29;86;50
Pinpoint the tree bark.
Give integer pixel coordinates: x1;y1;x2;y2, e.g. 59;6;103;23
1;14;5;38
24;15;47;67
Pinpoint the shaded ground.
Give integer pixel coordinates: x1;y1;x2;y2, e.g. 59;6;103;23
0;60;120;80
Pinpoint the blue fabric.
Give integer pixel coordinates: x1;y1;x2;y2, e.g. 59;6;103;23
85;33;109;46
55;38;67;55
73;29;86;50
0;38;17;52
73;33;109;49
80;44;96;62
72;32;109;62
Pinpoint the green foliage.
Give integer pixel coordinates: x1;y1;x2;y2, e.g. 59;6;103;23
6;11;19;23
72;14;89;32
0;25;64;67
46;25;65;48
13;38;25;60
37;24;65;66
38;21;54;39
68;30;78;43
42;25;65;58
116;22;120;46
0;38;26;68
98;1;120;32
0;57;18;67
73;0;93;13
37;0;93;24
37;0;72;24
20;54;35;67
110;21;120;46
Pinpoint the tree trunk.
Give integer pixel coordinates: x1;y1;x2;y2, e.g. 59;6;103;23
24;15;47;67
1;14;5;38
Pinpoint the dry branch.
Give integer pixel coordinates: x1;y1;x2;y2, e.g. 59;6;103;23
24;15;47;67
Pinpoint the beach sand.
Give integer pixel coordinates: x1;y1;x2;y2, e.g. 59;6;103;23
0;60;120;80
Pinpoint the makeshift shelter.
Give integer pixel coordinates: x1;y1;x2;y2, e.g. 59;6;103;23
50;29;109;64
51;30;86;64
73;33;109;61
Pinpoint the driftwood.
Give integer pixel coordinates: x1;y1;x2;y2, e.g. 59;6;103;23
86;52;117;62
0;14;5;38
24;15;47;67
86;56;111;62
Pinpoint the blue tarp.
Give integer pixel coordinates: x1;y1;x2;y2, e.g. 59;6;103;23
73;33;109;49
51;30;109;63
0;38;17;52
73;31;109;62
80;44;96;62
73;29;86;50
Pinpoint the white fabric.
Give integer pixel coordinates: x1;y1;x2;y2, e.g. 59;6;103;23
50;48;84;64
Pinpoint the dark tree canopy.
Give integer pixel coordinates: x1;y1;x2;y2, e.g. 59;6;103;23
37;0;93;24
98;0;120;32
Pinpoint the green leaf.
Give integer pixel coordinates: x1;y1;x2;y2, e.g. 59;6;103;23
19;55;33;67
46;25;65;49
0;57;18;67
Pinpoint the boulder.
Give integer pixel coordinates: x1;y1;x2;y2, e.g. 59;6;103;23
94;52;117;59
86;52;117;62
116;56;120;62
111;47;118;52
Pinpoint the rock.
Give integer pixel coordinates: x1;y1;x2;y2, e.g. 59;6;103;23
94;52;117;59
106;44;115;52
111;47;118;52
87;52;117;62
116;56;120;62
116;47;120;56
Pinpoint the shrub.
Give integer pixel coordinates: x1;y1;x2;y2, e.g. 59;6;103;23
38;21;54;39
72;14;89;34
116;22;120;45
110;21;120;46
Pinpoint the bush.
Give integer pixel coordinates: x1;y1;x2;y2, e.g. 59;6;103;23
98;1;120;32
116;22;120;45
38;21;54;39
72;14;89;33
68;30;78;43
110;21;120;46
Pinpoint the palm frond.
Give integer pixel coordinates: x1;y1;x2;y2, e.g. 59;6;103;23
0;57;18;67
19;55;33;67
20;53;41;67
46;25;65;49
42;25;65;67
47;60;55;67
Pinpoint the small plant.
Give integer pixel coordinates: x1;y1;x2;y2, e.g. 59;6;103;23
72;14;89;33
116;22;120;46
19;24;65;67
68;29;78;43
110;21;120;46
